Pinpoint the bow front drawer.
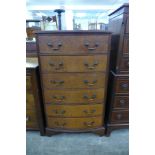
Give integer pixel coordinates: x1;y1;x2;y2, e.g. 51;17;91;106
47;116;103;129
38;35;110;54
42;73;106;89
45;104;103;117
44;88;104;104
40;55;108;73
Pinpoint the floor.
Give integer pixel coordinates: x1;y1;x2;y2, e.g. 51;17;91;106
26;129;129;155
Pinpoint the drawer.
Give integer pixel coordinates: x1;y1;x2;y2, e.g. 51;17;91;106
115;77;129;94
111;110;129;123
122;35;129;55
119;57;129;72
40;55;108;73
47;116;103;129
113;95;129;109
45;104;103;117
26;75;31;90
42;73;106;89
26;110;38;128
26;93;35;109
44;88;104;104
38;35;110;54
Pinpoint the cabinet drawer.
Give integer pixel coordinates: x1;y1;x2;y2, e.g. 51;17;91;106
26;110;38;129
113;95;129;109
42;73;106;89
111;110;129;123
26;93;35;109
47;116;103;129
115;77;129;94
122;35;129;55
38;35;109;54
44;88;104;104
45;104;103;117
119;57;129;72
40;55;108;73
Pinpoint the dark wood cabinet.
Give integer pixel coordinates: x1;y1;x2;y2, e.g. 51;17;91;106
26;58;45;135
105;3;129;136
36;31;111;136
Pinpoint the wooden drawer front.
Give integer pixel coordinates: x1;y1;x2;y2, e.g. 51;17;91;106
42;73;106;89
26;75;31;90
44;88;104;104
26;110;38;128
119;57;129;72
38;35;109;54
113;96;129;109
26;93;35;109
122;36;129;54
40;55;107;73
45;104;103;117
115;78;129;93
47;116;103;129
111;110;129;123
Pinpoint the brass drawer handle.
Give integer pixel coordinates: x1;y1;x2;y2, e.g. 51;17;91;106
84;61;99;70
119;99;126;106
83;80;97;86
120;83;128;89
52;96;66;102
83;109;96;115
83;94;96;101
84;121;95;127
49;61;64;70
84;41;99;50
54;121;66;127
116;114;122;120
52;110;66;114
50;80;64;85
47;41;62;50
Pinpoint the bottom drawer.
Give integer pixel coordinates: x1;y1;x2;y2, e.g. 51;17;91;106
47;116;103;130
110;110;129;123
26;110;38;129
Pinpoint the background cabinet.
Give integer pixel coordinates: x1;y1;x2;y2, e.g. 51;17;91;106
105;3;129;135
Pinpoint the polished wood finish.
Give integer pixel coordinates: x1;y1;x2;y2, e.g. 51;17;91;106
45;104;103;117
36;31;111;136
42;73;106;89
38;35;109;54
105;4;129;136
26;58;45;135
47;116;103;129
113;95;129;109
40;55;108;73
44;88;104;104
110;110;129;123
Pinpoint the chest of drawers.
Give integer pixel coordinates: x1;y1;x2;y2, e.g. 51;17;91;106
26;58;45;135
36;31;111;136
105;3;129;136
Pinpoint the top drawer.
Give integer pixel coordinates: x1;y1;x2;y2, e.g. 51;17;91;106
37;35;110;55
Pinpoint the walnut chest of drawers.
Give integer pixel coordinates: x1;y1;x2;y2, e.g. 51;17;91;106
105;3;129;136
26;58;45;135
36;31;111;136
